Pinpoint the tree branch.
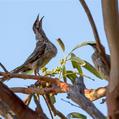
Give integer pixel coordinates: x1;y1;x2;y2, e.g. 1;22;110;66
102;0;119;118
33;95;48;119
11;86;106;102
11;87;65;95
1;70;106;102
0;82;48;119
0;71;69;91
0;71;106;118
45;95;67;119
0;99;17;119
68;77;105;119
85;87;106;101
43;95;54;119
79;0;100;44
68;85;105;119
0;63;8;73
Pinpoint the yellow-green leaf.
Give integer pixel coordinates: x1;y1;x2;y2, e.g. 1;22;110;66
62;65;67;82
66;70;77;84
71;41;95;53
70;53;86;66
68;41;96;56
71;59;83;75
67;112;87;119
83;60;102;79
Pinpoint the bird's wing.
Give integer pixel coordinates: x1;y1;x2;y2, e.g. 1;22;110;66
23;42;46;65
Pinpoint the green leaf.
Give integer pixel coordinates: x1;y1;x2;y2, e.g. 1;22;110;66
62;65;67;82
70;53;85;66
68;41;96;56
67;112;87;119
57;38;65;52
83;60;102;79
71;59;83;75
70;53;102;79
66;70;77;83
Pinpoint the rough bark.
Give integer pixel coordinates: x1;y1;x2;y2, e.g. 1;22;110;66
0;82;48;119
68;77;105;119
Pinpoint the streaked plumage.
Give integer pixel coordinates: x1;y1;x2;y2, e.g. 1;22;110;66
88;43;110;80
10;15;57;75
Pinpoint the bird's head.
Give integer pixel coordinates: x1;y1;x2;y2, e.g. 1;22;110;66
33;14;44;34
87;42;97;50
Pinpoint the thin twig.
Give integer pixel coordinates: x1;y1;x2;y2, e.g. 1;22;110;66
79;0;100;44
33;95;44;114
45;95;67;119
43;95;54;119
61;98;80;108
23;94;33;105
0;63;8;73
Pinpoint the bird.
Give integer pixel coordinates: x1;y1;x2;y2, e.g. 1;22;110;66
88;43;110;80
2;15;57;81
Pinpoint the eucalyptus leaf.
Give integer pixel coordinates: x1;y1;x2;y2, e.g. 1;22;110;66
70;53;102;79
57;38;65;52
70;53;86;66
83;60;102;79
71;59;83;75
62;65;67;82
66;70;77;83
69;41;96;54
67;112;87;119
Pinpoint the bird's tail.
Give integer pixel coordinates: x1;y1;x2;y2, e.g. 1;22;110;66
11;65;33;74
11;65;27;73
1;65;32;82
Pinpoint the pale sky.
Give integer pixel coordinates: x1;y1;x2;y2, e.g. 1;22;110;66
0;0;108;118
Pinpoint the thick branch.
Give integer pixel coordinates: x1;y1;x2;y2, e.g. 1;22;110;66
0;99;17;119
102;0;119;119
0;82;47;119
0;71;106;118
68;85;105;119
11;87;65;95
68;77;105;119
85;87;106;101
0;71;69;92
1;71;106;102
11;86;106;102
